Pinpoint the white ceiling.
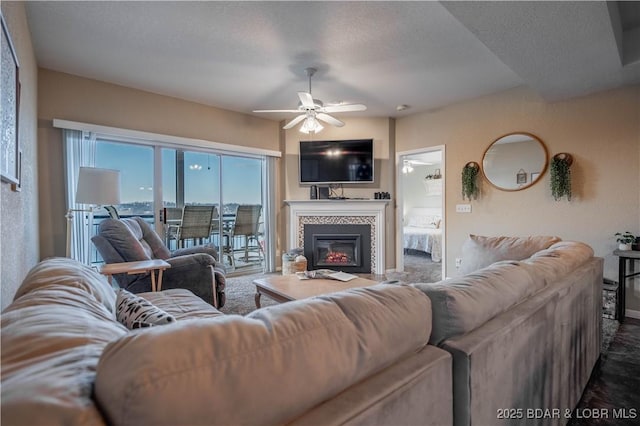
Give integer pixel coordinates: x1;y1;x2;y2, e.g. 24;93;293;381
25;1;640;121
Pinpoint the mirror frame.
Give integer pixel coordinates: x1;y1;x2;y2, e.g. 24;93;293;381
481;132;549;192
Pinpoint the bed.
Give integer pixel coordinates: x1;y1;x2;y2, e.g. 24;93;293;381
403;207;442;262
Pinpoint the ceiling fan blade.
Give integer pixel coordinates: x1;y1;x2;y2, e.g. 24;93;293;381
316;113;344;127
253;109;300;113
322;104;367;113
282;114;307;130
298;92;315;109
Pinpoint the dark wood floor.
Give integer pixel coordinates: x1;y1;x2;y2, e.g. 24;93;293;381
569;317;640;425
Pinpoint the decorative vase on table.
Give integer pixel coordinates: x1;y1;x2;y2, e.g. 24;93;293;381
619;243;632;251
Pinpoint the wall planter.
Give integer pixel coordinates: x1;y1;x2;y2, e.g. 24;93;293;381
461;161;480;201
550;153;573;201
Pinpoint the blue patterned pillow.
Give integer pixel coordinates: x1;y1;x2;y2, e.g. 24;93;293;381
116;289;176;329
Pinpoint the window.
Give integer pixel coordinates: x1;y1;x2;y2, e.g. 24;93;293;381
60;120;278;274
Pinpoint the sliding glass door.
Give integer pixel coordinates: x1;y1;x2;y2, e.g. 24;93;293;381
63;119;278;275
159;148;264;273
161;149;222;250
221;156;264;272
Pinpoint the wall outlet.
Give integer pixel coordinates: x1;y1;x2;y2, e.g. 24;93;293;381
456;204;472;213
455;258;462;269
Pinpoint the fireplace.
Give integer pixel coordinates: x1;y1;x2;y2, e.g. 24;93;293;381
286;200;388;274
304;224;372;273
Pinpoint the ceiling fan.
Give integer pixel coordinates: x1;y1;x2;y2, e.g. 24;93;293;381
253;67;367;134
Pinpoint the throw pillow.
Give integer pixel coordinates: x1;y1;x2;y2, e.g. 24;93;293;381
116;289;176;329
460;234;562;275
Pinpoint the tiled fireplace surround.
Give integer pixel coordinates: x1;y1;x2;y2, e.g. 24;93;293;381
285;200;389;275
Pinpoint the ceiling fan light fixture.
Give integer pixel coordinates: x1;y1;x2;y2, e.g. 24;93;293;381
402;160;414;174
300;116;324;134
255;66;366;133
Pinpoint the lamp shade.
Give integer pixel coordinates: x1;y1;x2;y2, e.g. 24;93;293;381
75;167;121;205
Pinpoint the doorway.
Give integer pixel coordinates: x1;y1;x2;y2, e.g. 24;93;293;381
396;146;445;281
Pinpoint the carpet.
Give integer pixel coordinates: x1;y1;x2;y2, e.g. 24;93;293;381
385;250;443;284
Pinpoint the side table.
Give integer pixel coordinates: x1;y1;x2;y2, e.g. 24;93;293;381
99;259;171;292
613;249;640;322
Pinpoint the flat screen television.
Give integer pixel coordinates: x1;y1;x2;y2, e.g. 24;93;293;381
299;139;374;184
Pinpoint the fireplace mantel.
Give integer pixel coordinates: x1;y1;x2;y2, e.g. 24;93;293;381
285;200;389;274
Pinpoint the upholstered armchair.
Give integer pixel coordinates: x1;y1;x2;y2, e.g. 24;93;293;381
92;217;226;308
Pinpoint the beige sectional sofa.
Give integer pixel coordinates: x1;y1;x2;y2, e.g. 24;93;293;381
1;237;602;426
413;238;602;426
0;257;452;426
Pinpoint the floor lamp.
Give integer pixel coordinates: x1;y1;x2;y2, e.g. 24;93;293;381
66;167;121;261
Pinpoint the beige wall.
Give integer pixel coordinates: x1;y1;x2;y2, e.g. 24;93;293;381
0;2;39;310
37;69;281;260
283;117;396;268
397;86;640;312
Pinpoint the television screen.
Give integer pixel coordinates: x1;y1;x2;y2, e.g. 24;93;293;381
299;139;374;184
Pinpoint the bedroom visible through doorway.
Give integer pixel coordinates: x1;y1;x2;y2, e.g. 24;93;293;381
397;147;445;282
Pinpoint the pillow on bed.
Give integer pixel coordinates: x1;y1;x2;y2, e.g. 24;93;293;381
406;215;441;229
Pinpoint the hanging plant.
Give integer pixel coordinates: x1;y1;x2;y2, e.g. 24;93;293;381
550;153;573;201
461;161;480;201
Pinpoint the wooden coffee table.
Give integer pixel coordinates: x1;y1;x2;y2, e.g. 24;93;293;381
253;274;378;308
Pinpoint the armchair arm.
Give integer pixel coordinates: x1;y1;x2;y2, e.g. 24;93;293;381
172;244;220;262
163;254;226;308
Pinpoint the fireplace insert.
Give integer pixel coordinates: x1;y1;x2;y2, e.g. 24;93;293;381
303;224;372;273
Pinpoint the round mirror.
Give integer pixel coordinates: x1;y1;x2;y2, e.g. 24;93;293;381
482;132;548;191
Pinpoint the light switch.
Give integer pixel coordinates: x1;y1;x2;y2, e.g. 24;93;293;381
456;204;472;213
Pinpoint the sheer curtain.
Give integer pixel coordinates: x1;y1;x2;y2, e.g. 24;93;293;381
262;156;278;272
63;129;96;263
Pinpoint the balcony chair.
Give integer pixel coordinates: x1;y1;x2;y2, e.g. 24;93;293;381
92;217;226;308
166;205;218;249
223;204;263;269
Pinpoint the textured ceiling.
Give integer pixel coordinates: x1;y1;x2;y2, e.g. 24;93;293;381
25;1;640;121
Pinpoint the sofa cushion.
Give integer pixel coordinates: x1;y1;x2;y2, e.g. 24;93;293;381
12;256;117;314
523;241;594;283
460;234;561;274
95;284;431;426
413;261;546;345
1;259;127;426
116;289;176;329
140;288;224;320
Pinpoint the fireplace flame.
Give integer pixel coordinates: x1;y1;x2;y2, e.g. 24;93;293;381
324;251;352;264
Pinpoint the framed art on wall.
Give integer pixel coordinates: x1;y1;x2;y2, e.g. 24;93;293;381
1;13;21;185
